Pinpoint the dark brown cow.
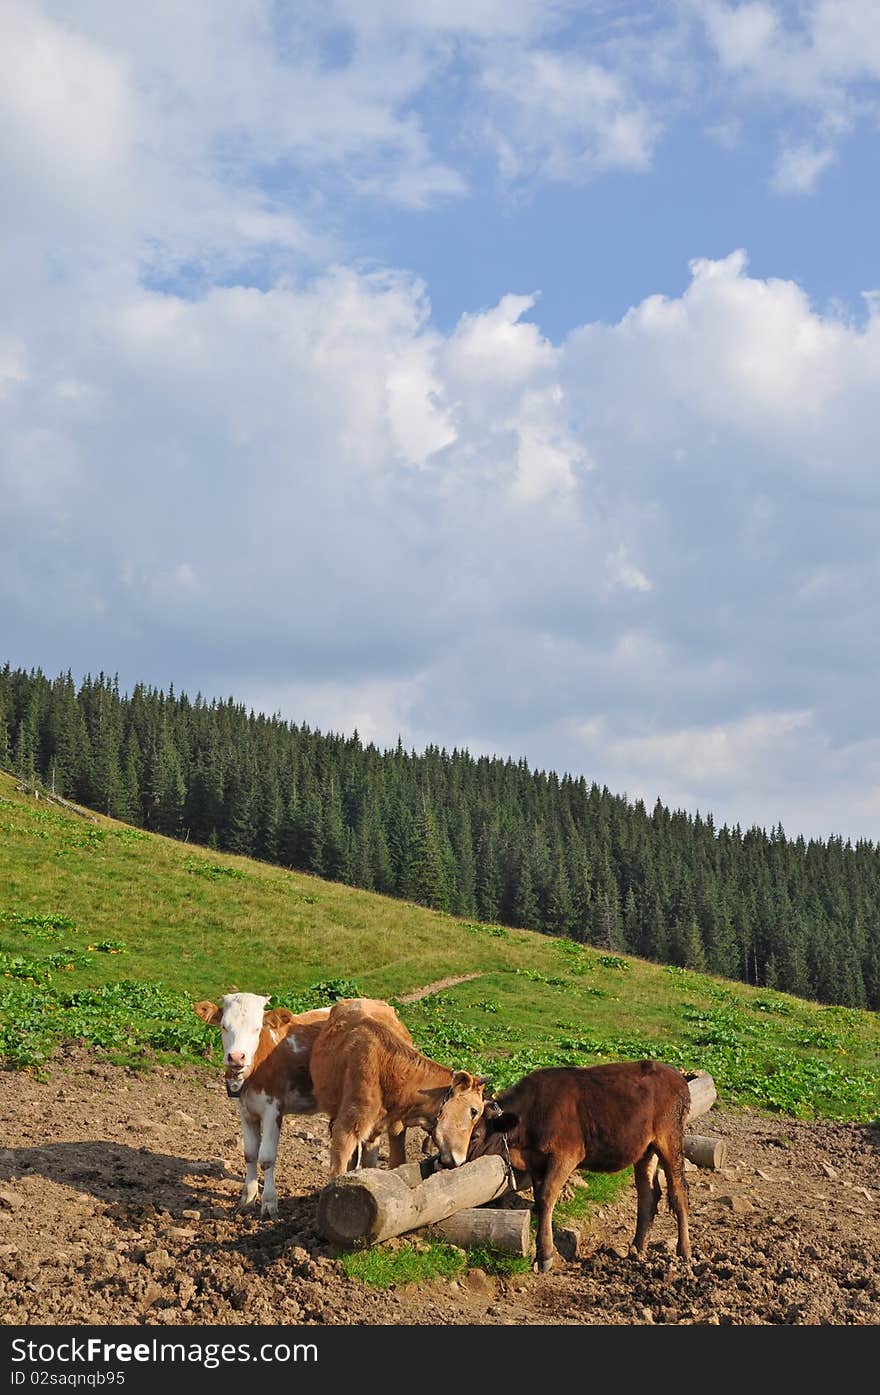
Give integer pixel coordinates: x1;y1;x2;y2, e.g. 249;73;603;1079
468;1060;691;1271
309;1002;488;1177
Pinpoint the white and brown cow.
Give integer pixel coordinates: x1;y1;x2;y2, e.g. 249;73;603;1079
193;993;413;1216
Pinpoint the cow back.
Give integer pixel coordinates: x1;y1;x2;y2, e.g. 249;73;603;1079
309;1010;426;1119
481;1061;690;1173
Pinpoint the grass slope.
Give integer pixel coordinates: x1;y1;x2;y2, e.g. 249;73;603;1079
1;771;878;1122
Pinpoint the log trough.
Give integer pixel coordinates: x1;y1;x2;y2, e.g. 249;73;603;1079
317;1068;721;1253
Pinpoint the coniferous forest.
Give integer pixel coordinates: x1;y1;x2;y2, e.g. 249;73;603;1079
2;663;879;1011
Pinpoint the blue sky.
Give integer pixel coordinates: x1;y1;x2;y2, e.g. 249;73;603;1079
2;1;880;839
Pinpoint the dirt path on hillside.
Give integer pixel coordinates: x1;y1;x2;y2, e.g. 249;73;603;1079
1;1047;878;1328
397;974;483;1003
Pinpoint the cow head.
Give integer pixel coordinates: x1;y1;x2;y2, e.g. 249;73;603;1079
193;992;296;1096
466;1099;519;1161
432;1071;490;1169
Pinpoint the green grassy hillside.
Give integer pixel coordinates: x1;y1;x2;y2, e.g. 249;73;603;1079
1;771;878;1121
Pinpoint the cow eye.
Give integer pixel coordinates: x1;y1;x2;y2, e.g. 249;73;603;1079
470;1107;478;1118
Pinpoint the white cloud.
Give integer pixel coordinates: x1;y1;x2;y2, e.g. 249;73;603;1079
445;293;553;389
6;250;880;844
771;141;835;194
695;0;880;185
698;0;880;94
480;49;659;183
567;248;874;440
331;0;557;40
386;352;457;466
5;3;880;840
700;1;780;73
232;674;425;751
605;545;652;594
0;0;468;282
7;0;875;255
0;340;28;399
602;710;813;785
0;2;133;186
512;413;581;503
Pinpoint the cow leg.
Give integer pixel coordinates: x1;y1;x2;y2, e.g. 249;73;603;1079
329;1121;362;1178
633;1149;661;1255
533;1155;572;1273
237;1105;261;1210
258;1102;283;1218
656;1137;691;1260
359;1141;381;1168
387;1123;407;1169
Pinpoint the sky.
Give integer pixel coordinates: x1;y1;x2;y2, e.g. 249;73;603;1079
2;0;880;841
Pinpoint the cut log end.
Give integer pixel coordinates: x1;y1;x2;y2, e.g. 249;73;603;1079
684;1133;727;1170
317;1173;383;1249
317;1154;513;1249
685;1070;717;1123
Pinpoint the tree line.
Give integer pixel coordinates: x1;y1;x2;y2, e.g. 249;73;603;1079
2;663;879;1010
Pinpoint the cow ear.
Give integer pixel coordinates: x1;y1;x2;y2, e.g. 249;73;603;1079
264;1008;295;1028
451;1070;474;1091
473;1076;491;1091
193;1000;221;1026
489;1110;518;1135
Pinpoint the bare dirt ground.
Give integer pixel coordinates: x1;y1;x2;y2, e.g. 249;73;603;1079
1;1045;878;1328
397;974;484;1003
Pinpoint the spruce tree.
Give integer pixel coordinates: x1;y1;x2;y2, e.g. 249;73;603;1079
409;805;450;911
546;863;574;938
13;720;35;787
512;849;540;929
476;825;502;923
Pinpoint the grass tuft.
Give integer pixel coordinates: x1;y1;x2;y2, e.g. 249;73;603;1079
340;1237;532;1287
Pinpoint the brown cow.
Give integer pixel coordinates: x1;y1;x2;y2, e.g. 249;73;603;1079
193;993;411;1215
309;1001;488;1177
468;1060;692;1271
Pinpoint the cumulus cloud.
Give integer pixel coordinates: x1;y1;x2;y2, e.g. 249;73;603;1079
4;4;880;839
6;245;880;835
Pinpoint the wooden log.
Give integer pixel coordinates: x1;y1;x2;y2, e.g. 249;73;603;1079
429;1208;532;1257
392;1156;532;1192
391;1159;439;1188
685;1070;716;1122
684;1133;727;1170
317;1154;514;1250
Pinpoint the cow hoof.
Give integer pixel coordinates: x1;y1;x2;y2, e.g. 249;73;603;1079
537;1258;554;1273
237;1196;258;1212
261;1202;279;1219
